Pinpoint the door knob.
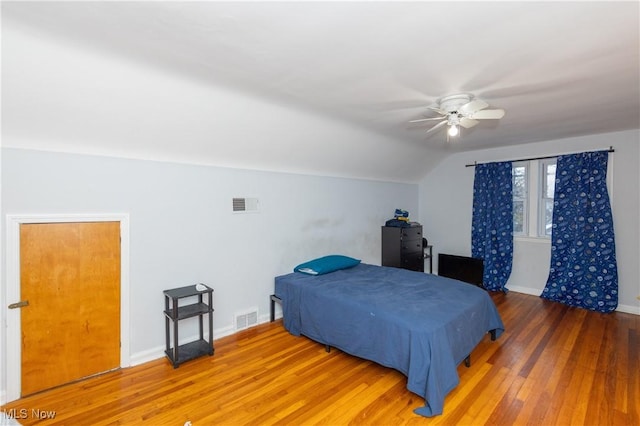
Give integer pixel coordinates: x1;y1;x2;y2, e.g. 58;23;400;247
8;300;29;309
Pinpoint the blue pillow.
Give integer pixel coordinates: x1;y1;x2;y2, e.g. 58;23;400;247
294;255;361;276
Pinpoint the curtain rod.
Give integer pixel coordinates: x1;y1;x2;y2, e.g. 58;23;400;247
464;146;615;167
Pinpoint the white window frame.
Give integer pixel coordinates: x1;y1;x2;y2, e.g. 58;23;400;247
514;159;555;240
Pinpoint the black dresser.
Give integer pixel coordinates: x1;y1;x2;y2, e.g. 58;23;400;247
381;225;424;272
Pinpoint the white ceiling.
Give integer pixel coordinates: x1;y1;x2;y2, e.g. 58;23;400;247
2;1;639;182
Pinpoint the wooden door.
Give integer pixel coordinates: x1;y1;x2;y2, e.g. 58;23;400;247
20;222;121;396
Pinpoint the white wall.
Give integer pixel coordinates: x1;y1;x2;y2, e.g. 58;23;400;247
1;148;418;395
419;129;640;314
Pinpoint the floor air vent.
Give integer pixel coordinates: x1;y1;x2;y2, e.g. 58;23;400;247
235;309;258;331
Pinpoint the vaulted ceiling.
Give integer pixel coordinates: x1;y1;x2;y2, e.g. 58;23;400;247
2;1;639;182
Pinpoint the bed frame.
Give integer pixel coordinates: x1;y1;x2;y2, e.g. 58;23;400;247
270;293;496;366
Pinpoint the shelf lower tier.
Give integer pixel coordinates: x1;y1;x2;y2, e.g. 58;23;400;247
165;339;214;368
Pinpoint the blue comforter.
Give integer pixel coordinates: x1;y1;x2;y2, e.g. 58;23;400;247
274;263;504;417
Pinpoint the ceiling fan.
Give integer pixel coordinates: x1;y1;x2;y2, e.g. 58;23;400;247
410;94;505;137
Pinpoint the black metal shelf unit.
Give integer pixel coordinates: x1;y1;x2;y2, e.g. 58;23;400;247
164;284;214;368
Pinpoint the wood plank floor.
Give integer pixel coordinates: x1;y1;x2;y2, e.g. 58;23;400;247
2;292;639;425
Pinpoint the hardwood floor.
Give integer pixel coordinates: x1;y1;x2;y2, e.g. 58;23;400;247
2;292;638;425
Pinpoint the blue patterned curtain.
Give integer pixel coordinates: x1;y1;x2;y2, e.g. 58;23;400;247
471;162;513;292
541;151;618;312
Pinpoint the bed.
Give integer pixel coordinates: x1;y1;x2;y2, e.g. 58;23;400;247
272;258;504;417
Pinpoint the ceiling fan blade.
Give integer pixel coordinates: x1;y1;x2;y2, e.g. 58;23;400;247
425;120;448;134
458;99;489;115
427;106;447;116
460;118;479;129
409;117;446;123
471;109;505;119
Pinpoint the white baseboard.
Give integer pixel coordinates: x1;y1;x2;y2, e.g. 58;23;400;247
506;285;540;296
130;297;638;367
130;314;273;367
614;303;640;315
507;286;640;315
129;346;165;367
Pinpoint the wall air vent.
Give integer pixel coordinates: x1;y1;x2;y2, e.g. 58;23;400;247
234;309;259;331
232;197;259;213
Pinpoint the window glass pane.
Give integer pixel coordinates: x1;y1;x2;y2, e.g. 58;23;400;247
538;160;557;237
512;165;527;199
544;199;554;236
545;164;556;198
513;175;526;198
513;200;524;234
512;162;527;235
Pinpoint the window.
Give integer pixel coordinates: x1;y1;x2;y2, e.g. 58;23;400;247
512;159;557;238
512;162;528;236
540;160;556;237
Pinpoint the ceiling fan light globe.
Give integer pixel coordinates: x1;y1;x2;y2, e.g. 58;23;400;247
448;125;459;137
